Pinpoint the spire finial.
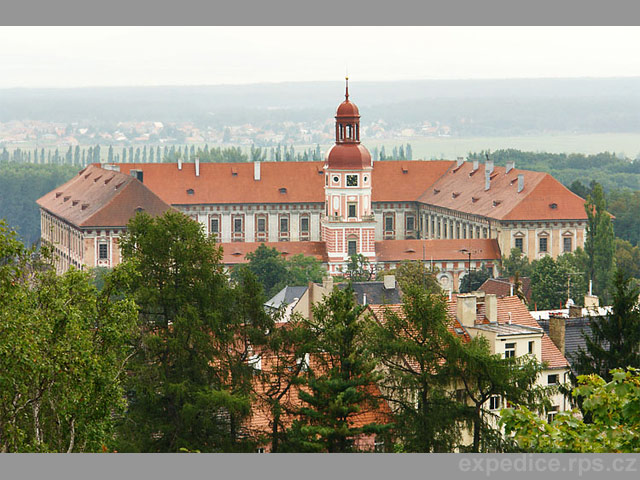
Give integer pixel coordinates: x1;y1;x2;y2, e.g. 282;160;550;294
345;76;349;101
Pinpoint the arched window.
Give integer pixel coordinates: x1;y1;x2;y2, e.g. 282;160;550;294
346;124;352;139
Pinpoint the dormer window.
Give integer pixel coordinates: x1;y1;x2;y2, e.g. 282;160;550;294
279;188;287;194
187;189;194;195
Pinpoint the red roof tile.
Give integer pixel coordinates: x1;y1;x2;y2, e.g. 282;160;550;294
36;164;172;228
375;238;501;263
417;162;587;221
219;241;328;265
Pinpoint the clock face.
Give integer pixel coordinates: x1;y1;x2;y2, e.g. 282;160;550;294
346;174;358;186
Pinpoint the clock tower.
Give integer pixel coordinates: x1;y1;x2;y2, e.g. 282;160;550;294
321;78;376;274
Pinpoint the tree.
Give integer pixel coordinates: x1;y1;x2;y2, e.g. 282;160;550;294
459;267;491;294
445;336;547;452
501;368;640;452
584;183;615;302
614;238;640;279
573;269;640;381
286;253;326;286
343;254;373;282
285;285;390;452
369;286;464;452
501;248;532;279
232;244;289;299
530;255;569;310
113;211;254;452
377;260;441;294
0;222;137;452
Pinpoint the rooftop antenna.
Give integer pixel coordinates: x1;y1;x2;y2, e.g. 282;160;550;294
345;74;349;101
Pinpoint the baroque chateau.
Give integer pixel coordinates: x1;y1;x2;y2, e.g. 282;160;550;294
38;80;589;290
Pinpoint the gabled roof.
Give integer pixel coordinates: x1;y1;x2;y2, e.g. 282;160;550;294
219;241;328;265
479;277;532;303
375;238;501;263
417;162;588;221
36;164;172;228
265;285;309;310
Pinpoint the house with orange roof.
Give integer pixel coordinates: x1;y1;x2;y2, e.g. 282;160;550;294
38;80;587;289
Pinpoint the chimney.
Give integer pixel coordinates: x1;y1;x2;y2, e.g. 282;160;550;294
485;294;498;323
485;159;494;175
178;157;182;170
510;283;514;296
506;161;515;174
363;293;367;305
254;161;261;181
485;170;491;191
548;315;566;356
457;294;477;328
517;174;524;193
322;275;334;291
456;157;464;168
569;304;582;318
472;160;479;171
384;275;396;290
195;157;200;177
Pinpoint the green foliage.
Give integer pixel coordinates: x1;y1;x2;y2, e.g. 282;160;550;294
608;190;640;247
284;285;390;452
368;286;463;452
342;254;373;282
377;260;441;294
459;267;492;294
615;238;640;279
501;368;640;452
573;269;640;381
584;183;616;302
501;248;532;279
529;252;587;310
231;244;326;299
113;210;262;452
0;221;137;452
445;335;547;452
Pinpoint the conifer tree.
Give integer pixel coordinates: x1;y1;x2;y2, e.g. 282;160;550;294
285;285;390;452
584;183;615;301
74;146;80;165
108;145;114;163
574;269;640;381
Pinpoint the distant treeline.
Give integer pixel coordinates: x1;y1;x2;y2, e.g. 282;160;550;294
0;142;414;165
0;163;77;247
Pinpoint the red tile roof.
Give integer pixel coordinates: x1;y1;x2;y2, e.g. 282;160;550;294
417;162;587;221
219;241;328;265
371;160;454;202
36;164;172;228
375;238;501;263
479;277;532;303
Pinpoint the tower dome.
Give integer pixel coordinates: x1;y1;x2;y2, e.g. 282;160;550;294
325;77;372;170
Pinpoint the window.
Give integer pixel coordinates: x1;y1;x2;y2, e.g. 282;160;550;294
504;342;516;359
528;341;534;354
539;237;548;252
234;217;243;233
374;437;385;453
348;239;357;256
256;448;265;453
406;215;415;232
210;217;219;235
489;395;501;410
547;374;559;385
256;217;266;233
296;353;310;372
348;203;357;218
515;237;523;251
98;243;108;260
563;237;572;253
385;215;394;232
300;216;309;233
547;405;559;423
346;174;358;186
280;216;288;233
455;389;467;403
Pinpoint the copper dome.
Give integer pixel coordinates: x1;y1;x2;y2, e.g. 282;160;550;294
325;144;372;170
336;100;360;118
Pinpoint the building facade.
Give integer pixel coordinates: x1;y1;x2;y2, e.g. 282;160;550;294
39;80;589;288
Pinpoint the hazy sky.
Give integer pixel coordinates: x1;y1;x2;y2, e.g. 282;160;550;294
2;26;640;88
